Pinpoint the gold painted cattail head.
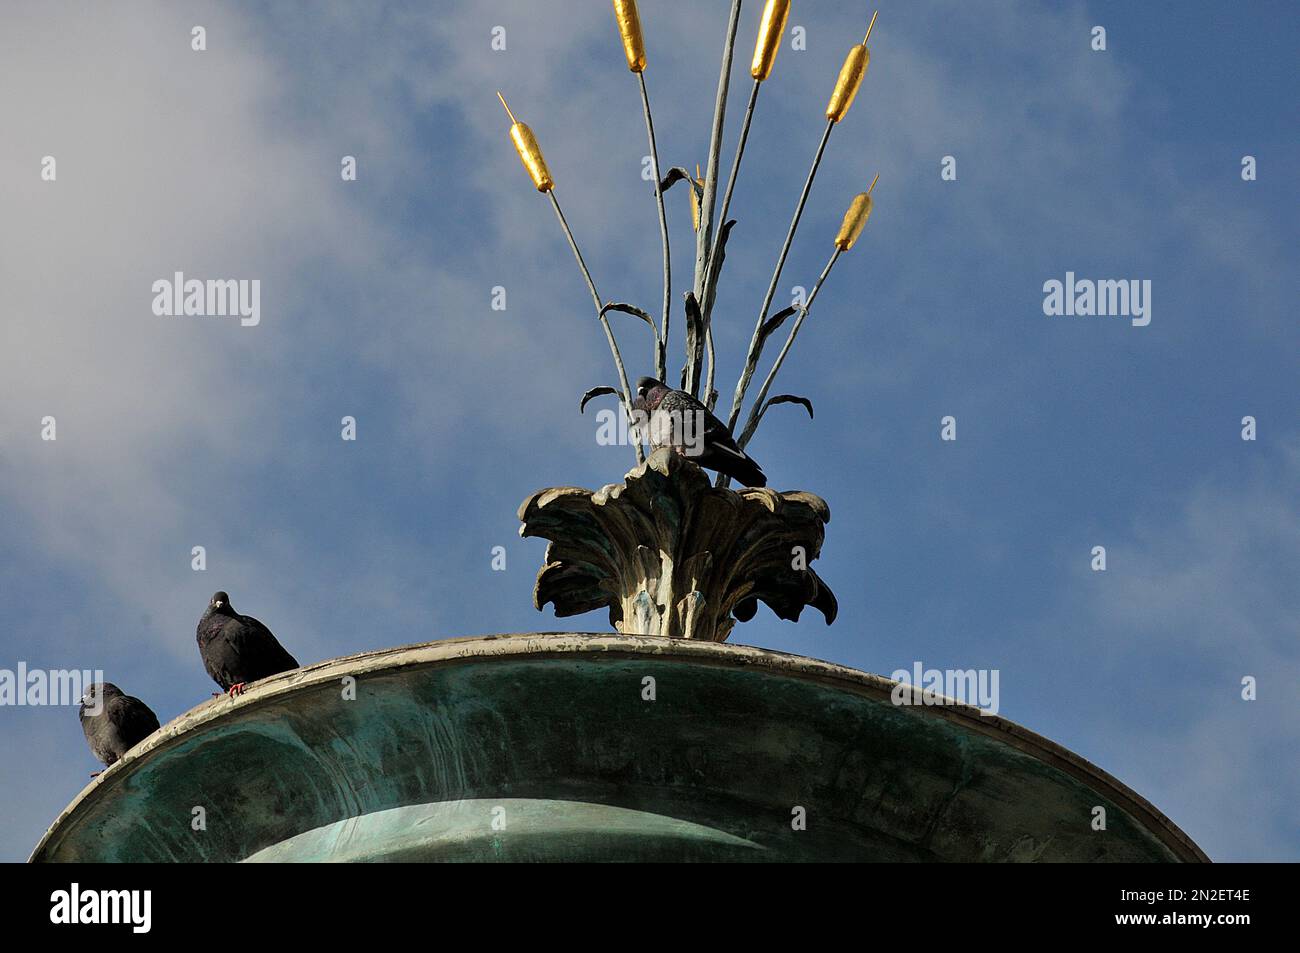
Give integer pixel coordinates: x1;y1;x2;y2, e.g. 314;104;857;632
498;92;554;192
834;174;878;251
690;163;703;231
826;10;877;122
751;0;791;81
612;0;647;72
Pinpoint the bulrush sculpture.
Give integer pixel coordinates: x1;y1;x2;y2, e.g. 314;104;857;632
507;1;882;640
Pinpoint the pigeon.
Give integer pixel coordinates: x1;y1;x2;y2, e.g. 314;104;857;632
632;377;768;487
196;591;299;697
79;682;160;774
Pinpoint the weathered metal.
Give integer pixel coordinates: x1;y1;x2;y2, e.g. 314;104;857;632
31;634;1209;863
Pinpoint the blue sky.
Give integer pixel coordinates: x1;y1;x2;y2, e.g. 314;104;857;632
1;0;1295;862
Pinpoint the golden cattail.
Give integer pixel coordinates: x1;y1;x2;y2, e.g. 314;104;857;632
826;45;869;122
826;11;877;122
751;0;791;81
498;92;554;192
834;175;878;251
612;0;647;72
690;163;702;231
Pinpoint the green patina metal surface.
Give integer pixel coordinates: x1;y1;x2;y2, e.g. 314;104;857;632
244;799;765;862
30;634;1208;863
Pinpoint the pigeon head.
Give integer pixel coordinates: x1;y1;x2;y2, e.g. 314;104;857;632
208;591;234;616
81;682;122;713
636;377;669;408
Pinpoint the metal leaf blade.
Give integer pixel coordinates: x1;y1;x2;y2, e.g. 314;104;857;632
758;305;800;346
580;385;619;414
681;292;705;395
659;167;703;202
599;301;656;331
762;394;814;420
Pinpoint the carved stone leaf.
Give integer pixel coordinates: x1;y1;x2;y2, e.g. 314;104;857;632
518;448;836;642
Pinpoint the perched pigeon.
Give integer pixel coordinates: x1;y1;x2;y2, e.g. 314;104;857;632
632;377;768;487
196;591;299;697
79;682;160;774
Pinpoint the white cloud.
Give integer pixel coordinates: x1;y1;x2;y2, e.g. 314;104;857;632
1038;440;1300;860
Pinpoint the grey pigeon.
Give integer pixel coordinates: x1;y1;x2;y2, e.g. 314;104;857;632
79;682;160;774
632;377;767;487
196;591;298;697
